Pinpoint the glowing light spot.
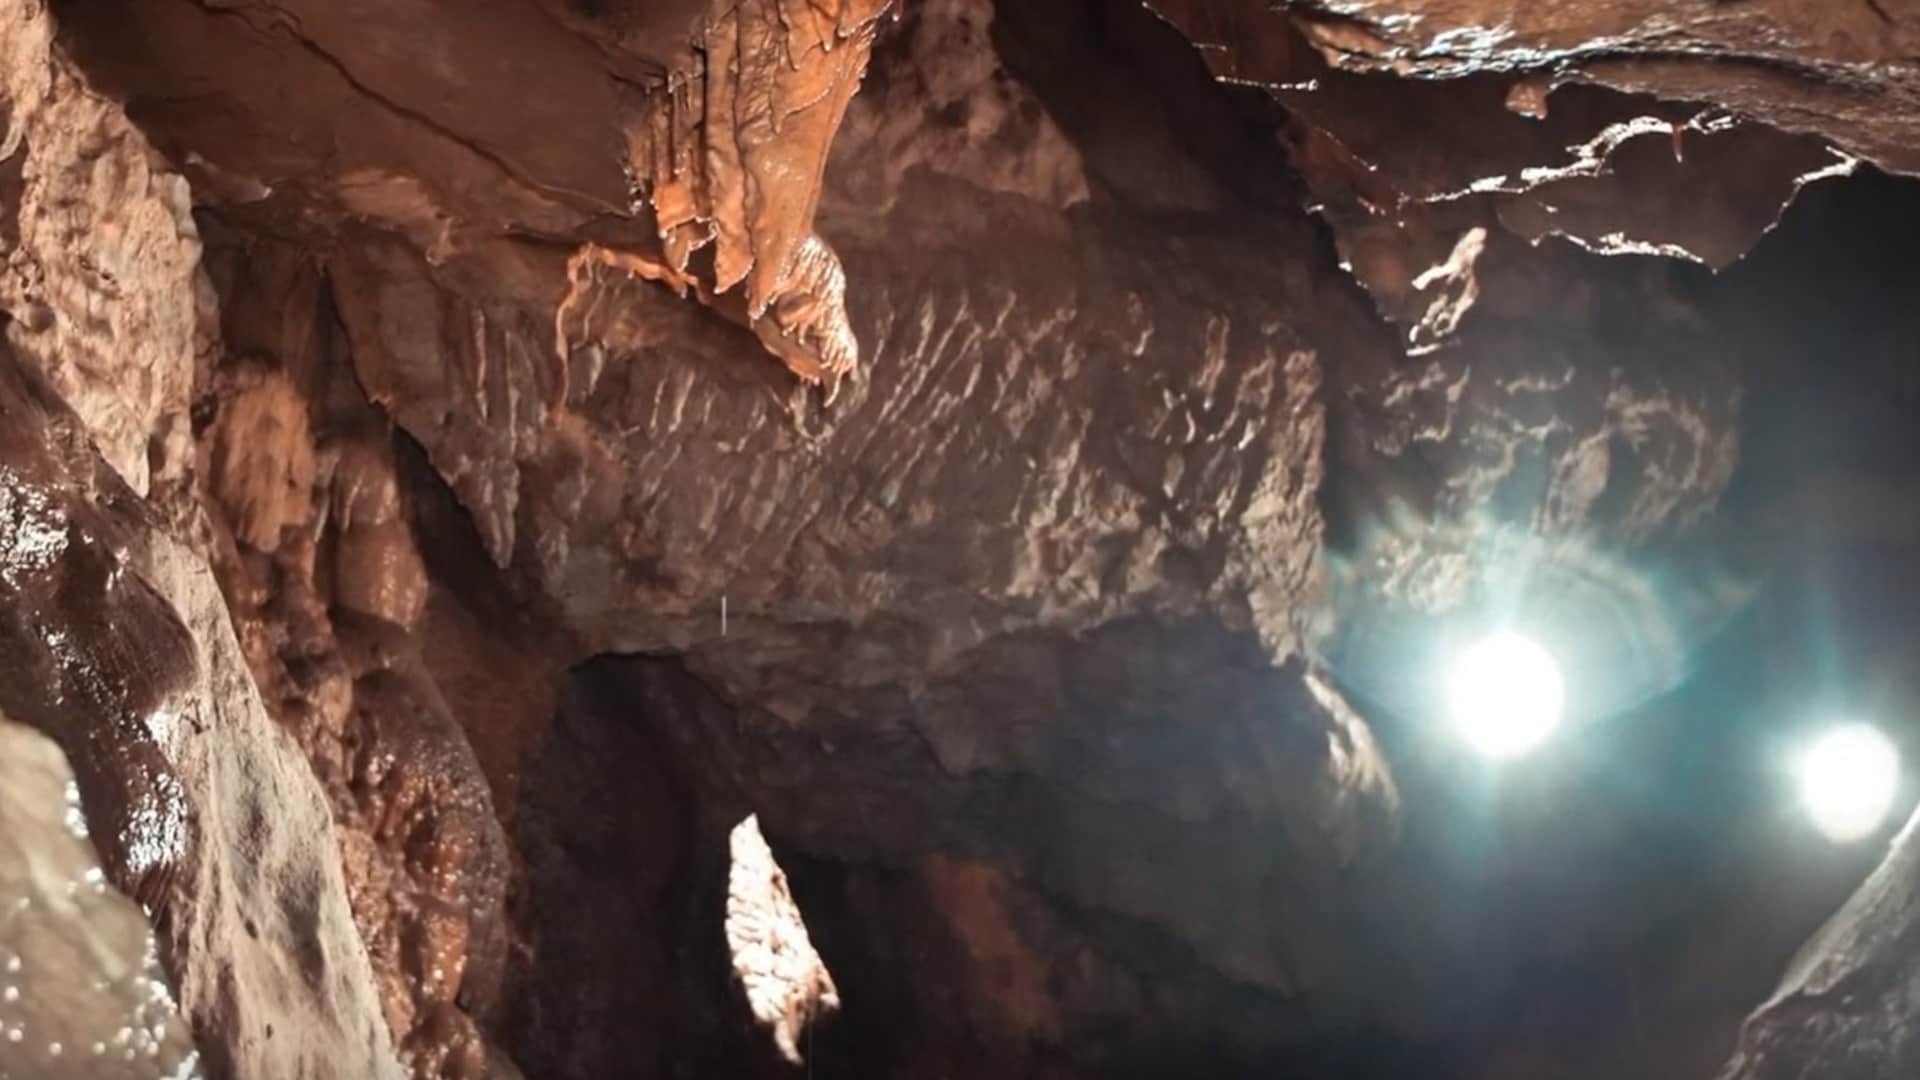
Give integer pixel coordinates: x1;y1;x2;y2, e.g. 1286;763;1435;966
1446;631;1565;760
1798;723;1901;843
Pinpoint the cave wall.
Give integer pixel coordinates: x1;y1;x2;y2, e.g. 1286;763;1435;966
0;711;200;1077
5;0;1920;1077
0;339;400;1077
1;3;401;1074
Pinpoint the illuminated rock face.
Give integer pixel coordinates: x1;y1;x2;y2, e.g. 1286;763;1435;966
0;343;404;1080
1719;808;1920;1080
0;713;200;1080
6;0;1920;1077
725;815;840;1064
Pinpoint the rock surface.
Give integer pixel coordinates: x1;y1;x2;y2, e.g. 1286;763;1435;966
1274;0;1920;175
1;0;204;498
1720;799;1920;1076
3;5;401;1074
1719;806;1920;1080
9;0;1920;1077
194;236;513;1079
0;711;200;1079
0;344;402;1080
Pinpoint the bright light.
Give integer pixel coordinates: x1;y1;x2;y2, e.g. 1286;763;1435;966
1797;724;1900;843
1446;631;1565;760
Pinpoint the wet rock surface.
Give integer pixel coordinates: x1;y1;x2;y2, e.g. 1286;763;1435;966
7;0;1920;1077
191;236;513;1078
0;712;200;1080
0;341;402;1079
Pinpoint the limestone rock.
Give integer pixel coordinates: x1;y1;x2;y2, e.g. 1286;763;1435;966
0;0;205;498
196;239;510;1079
0;711;201;1079
1718;808;1920;1080
16;0;1920;1077
0;344;403;1080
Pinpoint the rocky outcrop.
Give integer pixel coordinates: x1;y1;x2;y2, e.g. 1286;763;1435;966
195;238;513;1078
0;711;200;1078
1147;1;1874;305
52;0;891;397
0;0;204;500
1718;807;1920;1080
621;0;892;390
1260;0;1920;175
0;343;403;1080
3;3;404;1074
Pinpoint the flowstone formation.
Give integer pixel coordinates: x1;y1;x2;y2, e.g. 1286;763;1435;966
6;0;1920;1078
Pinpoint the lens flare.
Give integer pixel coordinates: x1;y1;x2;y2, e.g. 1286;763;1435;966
1447;631;1565;760
1797;724;1900;843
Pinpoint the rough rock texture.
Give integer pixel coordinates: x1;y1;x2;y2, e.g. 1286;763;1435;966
0;0;204;498
16;0;1920;1077
724;815;840;1066
2;5;407;1075
0;344;402;1080
619;0;892;389
51;0;891;395
0;711;202;1078
1155;5;1861;269
39;0;1862;1074
307;6;1431;1048
194;237;512;1079
1267;0;1920;175
829;0;1090;215
1719;804;1920;1080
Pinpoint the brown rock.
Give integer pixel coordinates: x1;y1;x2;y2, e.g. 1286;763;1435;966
19;0;1920;1076
1;0;205;498
197;237;511;1079
1148;0;1861;334
1278;0;1920;176
0;344;403;1079
207;366;314;553
54;0;894;396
